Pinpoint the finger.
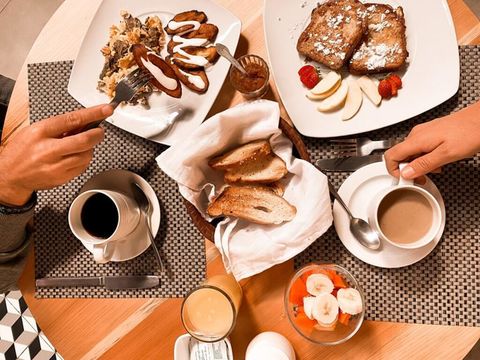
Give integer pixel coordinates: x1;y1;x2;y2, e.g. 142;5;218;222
55;127;104;156
58;149;94;170
40;105;113;137
384;138;431;178
401;151;446;180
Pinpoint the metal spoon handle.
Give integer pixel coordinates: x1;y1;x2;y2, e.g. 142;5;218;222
145;218;165;273
215;43;248;75
328;181;354;220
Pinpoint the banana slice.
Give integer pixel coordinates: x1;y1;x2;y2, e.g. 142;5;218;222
311;71;341;95
337;288;363;315
306;273;334;296
312;293;339;326
342;78;363;121
357;76;381;106
317;80;349;112
306;80;341;100
303;296;315;320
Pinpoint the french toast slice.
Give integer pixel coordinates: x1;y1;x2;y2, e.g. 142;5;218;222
207;186;297;225
297;0;367;70
349;4;408;74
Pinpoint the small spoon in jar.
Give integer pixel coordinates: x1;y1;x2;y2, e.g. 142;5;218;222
215;43;249;76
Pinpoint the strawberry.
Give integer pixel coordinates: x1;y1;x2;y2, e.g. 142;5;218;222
388;78;398;96
388;74;402;89
301;71;320;89
298;65;320;89
378;79;392;99
298;65;315;77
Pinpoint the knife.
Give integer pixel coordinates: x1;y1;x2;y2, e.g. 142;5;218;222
315;154;383;172
36;275;159;289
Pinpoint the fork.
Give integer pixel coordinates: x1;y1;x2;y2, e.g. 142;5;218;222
330;137;396;156
82;67;151;131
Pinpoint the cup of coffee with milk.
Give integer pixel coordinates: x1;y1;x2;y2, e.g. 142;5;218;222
368;164;443;249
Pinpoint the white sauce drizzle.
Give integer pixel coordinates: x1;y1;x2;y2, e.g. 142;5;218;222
168;20;211;67
172;35;209;66
141;55;177;90
167;20;201;31
179;68;206;89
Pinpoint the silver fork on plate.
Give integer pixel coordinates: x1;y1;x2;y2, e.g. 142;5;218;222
83;68;151;131
330;137;396;156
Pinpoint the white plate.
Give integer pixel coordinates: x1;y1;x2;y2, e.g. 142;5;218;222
333;162;446;268
68;0;241;146
79;169;161;262
264;0;459;137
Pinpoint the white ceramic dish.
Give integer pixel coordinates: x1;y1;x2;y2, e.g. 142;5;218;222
79;169;160;262
333;162;446;268
264;0;459;137
69;0;241;146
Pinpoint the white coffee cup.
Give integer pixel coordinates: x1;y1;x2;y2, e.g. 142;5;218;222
368;164;443;250
69;189;140;263
245;332;295;360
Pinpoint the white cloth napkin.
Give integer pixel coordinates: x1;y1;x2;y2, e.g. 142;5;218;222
157;100;332;280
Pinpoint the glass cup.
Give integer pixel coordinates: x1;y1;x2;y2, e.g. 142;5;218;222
229;54;270;100
181;273;243;342
285;263;365;345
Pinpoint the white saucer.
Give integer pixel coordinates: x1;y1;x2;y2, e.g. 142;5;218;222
78;169;161;262
333;162;446;268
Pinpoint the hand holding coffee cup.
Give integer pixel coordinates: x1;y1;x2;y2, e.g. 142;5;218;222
369;164;443;249
69;189;140;263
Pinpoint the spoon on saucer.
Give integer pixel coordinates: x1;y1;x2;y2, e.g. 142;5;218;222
131;182;165;272
215;43;248;76
328;181;381;250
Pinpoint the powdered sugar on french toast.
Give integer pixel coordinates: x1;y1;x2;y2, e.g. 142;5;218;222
352;43;402;70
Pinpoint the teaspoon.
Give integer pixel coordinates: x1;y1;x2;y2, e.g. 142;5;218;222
328;181;381;250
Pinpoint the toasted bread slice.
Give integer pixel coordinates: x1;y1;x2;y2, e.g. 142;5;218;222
349;4;408;74
207;186;296;225
209;140;272;170
224;154;288;184
297;0;367;70
165;10;207;35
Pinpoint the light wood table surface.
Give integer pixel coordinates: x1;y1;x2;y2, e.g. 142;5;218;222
3;0;480;359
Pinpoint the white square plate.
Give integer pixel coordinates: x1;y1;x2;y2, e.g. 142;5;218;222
68;0;241;145
264;0;459;138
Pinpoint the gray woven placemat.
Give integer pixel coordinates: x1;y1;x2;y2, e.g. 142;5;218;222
28;61;206;298
296;46;480;327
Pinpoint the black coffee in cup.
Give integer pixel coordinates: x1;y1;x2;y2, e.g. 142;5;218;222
80;193;119;239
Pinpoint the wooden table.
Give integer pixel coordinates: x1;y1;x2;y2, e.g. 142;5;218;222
3;1;480;358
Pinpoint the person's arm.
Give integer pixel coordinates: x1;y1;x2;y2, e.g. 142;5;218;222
0;104;113;293
385;100;480;180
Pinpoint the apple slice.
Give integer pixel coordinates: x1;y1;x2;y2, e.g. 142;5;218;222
317;81;349;112
357;76;381;106
306;80;341;100
311;71;341;95
342;79;363;120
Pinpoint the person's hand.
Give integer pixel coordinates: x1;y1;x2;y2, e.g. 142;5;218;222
0;104;113;206
385;101;480;181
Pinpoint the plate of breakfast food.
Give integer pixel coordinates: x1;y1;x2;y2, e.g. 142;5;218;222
68;0;241;145
264;0;459;137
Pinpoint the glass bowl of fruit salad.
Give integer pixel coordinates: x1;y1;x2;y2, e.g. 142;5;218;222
284;263;365;345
